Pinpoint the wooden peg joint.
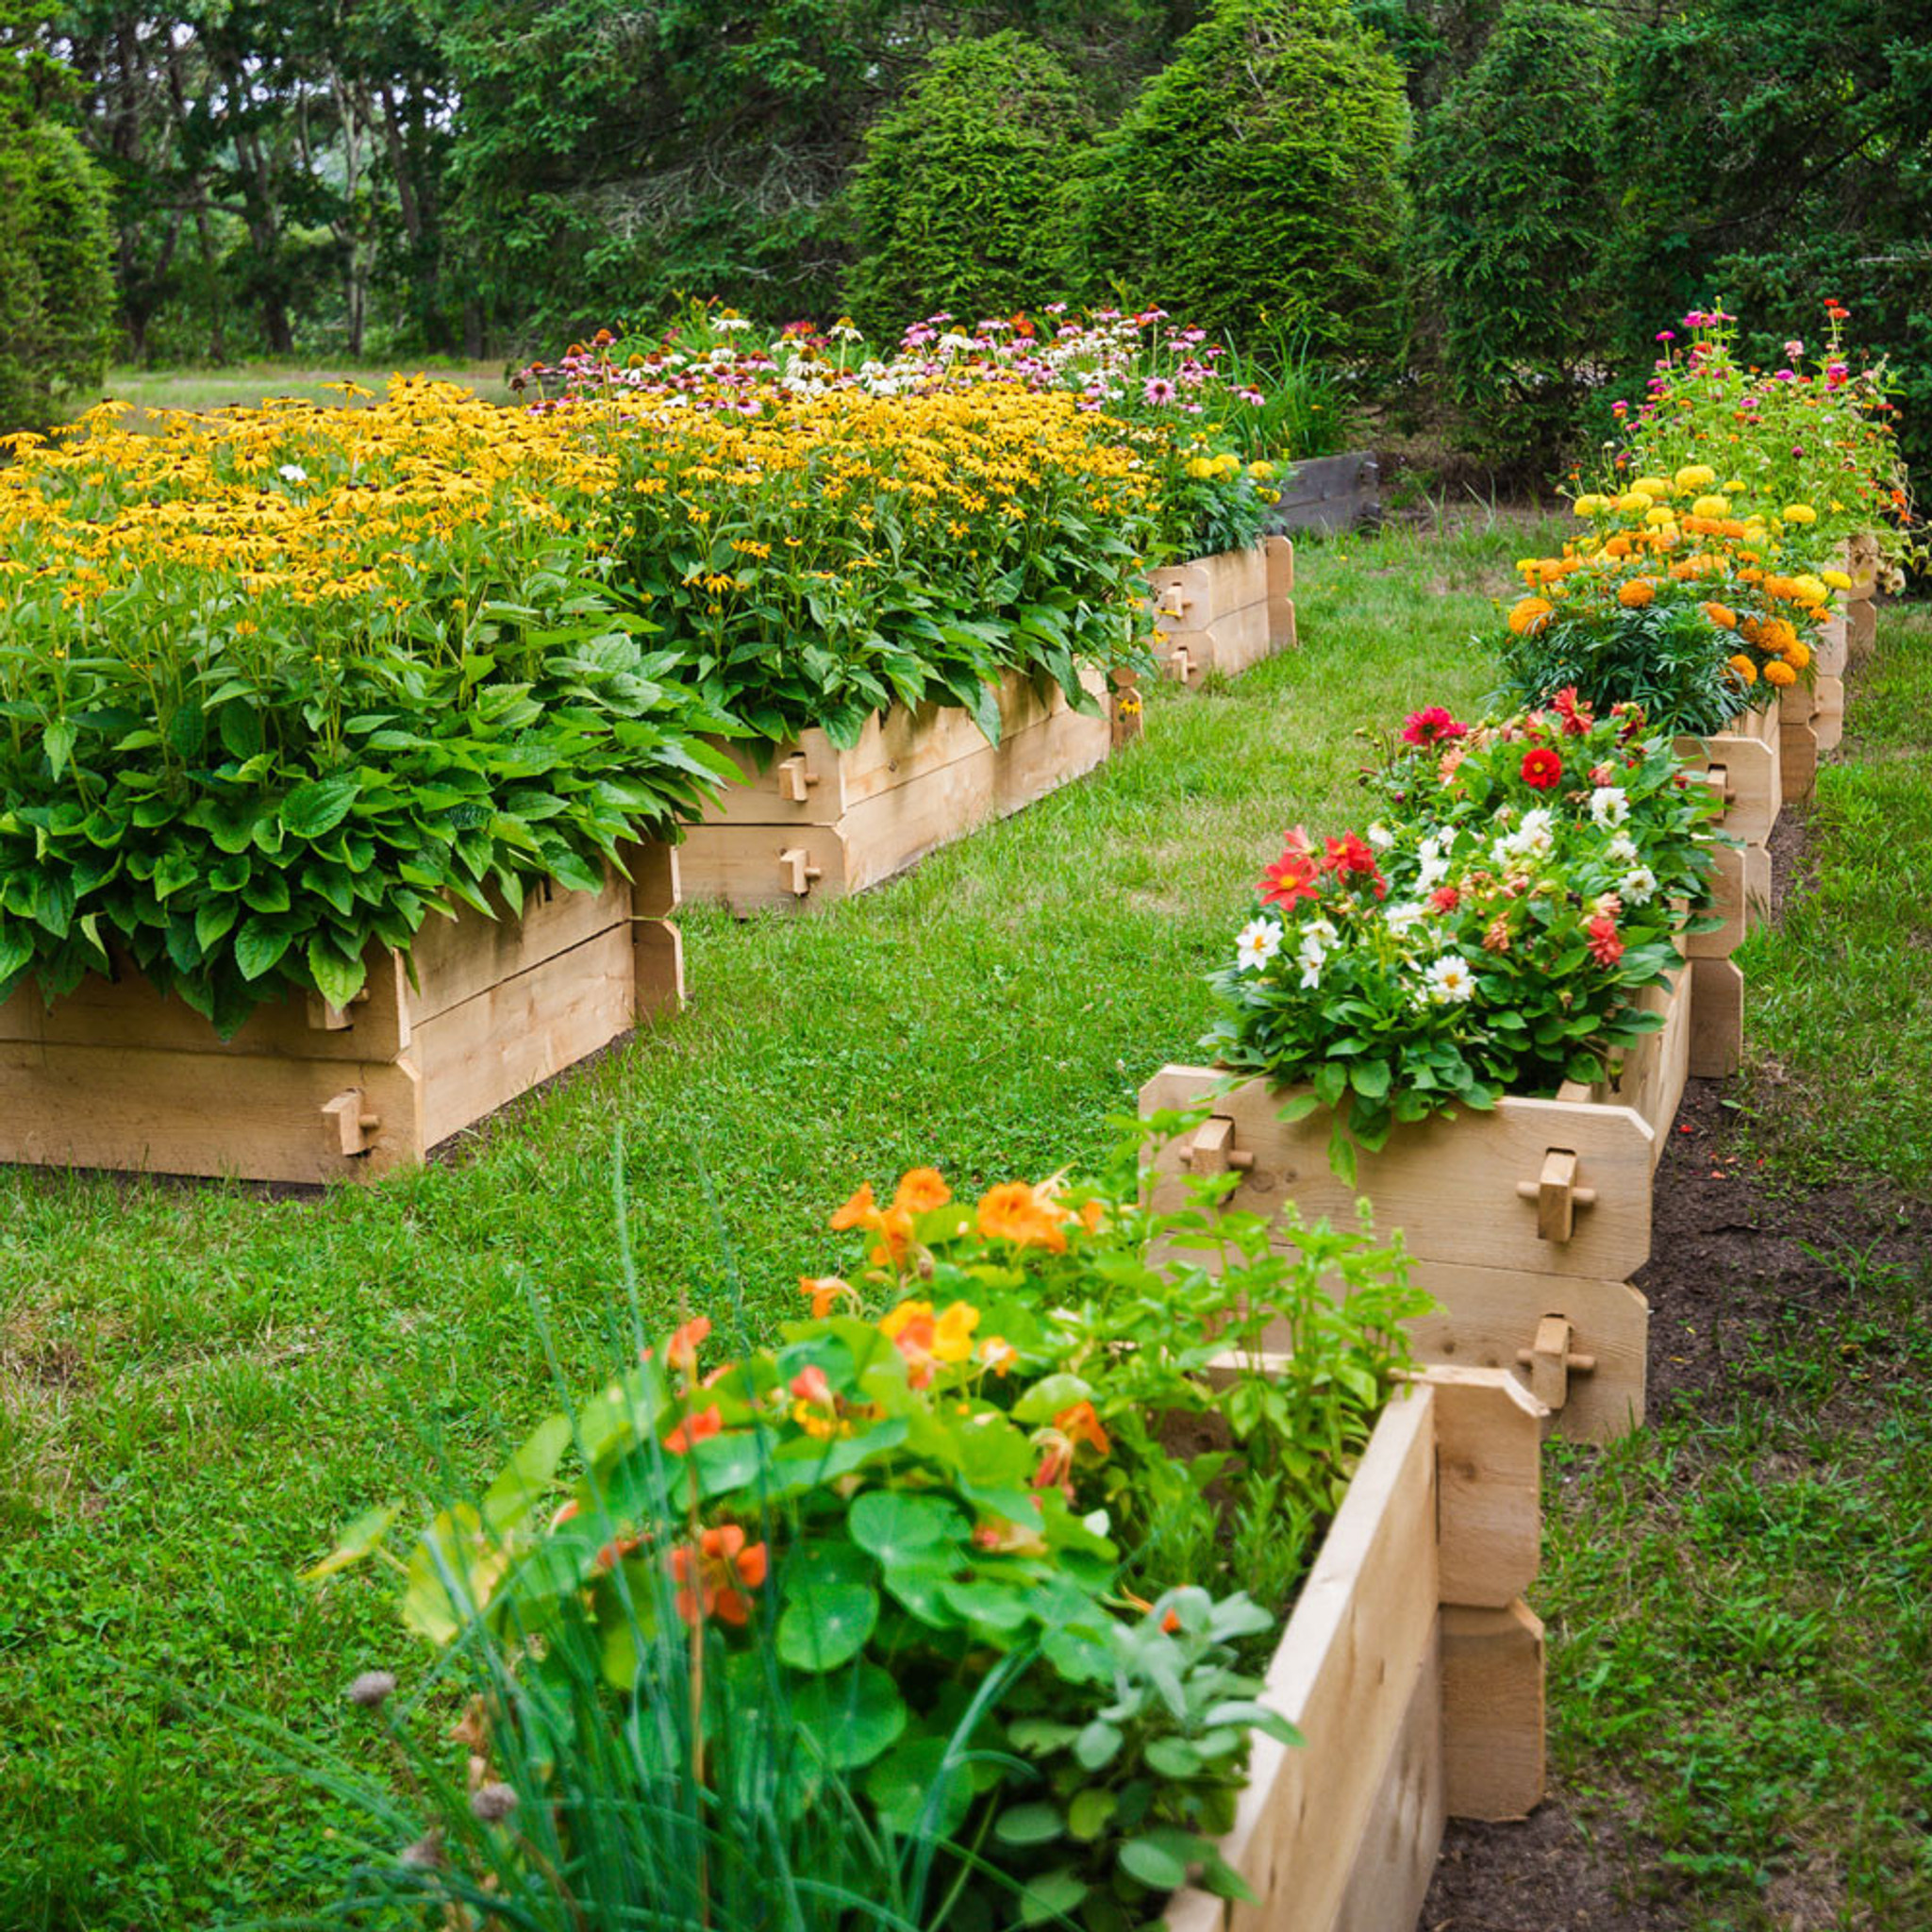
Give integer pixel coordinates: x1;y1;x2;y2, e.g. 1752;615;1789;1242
776;754;819;804
1168;646;1193;684
778;847;824;896
1515;1314;1598;1410
1515;1149;1597;1243
1158;585;1190;618
321;1091;381;1158
1188;1115;1256;1177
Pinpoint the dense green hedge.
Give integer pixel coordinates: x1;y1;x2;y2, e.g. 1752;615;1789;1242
1064;0;1409;357
844;32;1087;333
0;109;116;432
1409;0;1615;473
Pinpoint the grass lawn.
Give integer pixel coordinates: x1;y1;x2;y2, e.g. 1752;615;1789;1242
73;358;514;422
2;519;1927;1929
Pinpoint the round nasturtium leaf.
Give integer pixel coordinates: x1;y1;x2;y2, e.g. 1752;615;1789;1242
992;1801;1063;1846
786;1662;908;1769
848;1489;969;1567
776;1579;879;1672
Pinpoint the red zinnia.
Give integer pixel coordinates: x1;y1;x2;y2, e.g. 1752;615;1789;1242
1428;885;1460;912
1324;832;1389;900
1521;748;1564;791
1259;827;1322;909
1587;916;1624;967
1402;706;1467;748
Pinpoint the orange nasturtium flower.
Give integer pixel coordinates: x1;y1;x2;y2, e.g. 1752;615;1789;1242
829;1183;879;1230
670;1524;768;1626
879;1298;980;1387
891;1166;952;1213
976;1180;1072;1253
828;1181;916;1267
799;1274;852;1318
664;1404;724;1455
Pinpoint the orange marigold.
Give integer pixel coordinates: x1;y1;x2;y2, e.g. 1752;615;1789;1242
1702;602;1739;629
1784;638;1811;671
1763;659;1798;688
1507;596;1554;636
1618;579;1657;608
1727;654;1758;685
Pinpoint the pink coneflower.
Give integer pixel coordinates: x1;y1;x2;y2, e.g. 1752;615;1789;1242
1237;387;1265;406
1143;375;1177;405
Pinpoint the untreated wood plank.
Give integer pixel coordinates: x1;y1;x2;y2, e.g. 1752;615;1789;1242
0;1039;425;1183
1403;1264;1647;1444
1266;532;1295;599
1331;1620;1445;1932
1427;1367;1545;1607
1441;1601;1545;1821
412;924;637;1150
1212;1386;1440;1932
404;871;633;1027
1688;957;1743;1080
1686;840;1771;959
0;947;410;1062
1674;704;1780;847
1141;1067;1659;1281
1813;674;1845;753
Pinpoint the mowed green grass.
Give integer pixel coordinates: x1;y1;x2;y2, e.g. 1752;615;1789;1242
0;516;1523;1928
71;358;513;424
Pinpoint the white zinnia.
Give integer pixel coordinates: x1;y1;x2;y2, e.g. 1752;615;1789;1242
1423;955;1477;1005
1366;822;1394;851
1385;900;1428;936
1234;918;1284;972
1607;832;1640;865
1621;866;1658;905
1591;787;1631;829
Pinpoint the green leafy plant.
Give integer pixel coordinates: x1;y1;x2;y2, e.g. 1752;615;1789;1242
1064;0;1410;358
844;32;1089;337
305;1149;1428;1927
1206;700;1722;1175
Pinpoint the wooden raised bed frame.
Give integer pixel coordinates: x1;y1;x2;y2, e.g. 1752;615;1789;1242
675;668;1115;913
1142;969;1707;1441
1147;537;1296;685
0;844;681;1185
1167;1363;1546;1932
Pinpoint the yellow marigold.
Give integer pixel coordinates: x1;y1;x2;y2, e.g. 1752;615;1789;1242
1728;654;1758;684
1783;503;1818;525
1508;595;1555;635
1572;493;1607;516
1618;578;1657;608
1675;464;1719;492
1691;493;1730;518
1703;601;1739;629
1643;506;1674;528
1632;475;1675;498
1617;490;1655;514
1784;638;1811;671
1789;574;1828;608
1763;659;1798;687
1822;568;1852;591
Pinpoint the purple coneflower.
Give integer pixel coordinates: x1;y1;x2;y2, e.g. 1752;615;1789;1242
1143;376;1177;405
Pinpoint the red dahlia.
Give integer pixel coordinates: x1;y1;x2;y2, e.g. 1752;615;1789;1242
1521;747;1564;790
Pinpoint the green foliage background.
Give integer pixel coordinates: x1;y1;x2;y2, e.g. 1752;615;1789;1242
1066;0;1410;357
844;31;1088;333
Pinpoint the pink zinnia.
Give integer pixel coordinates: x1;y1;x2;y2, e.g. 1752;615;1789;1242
1587;916;1624;967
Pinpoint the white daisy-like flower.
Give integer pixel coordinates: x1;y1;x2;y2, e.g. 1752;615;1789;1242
1422;954;1477;1005
1385;900;1428;936
1606;832;1641;865
714;314;753;332
1519;808;1556;849
1299;954;1324;990
1622;866;1658;905
277;462;308;484
1234;918;1284;971
1302;916;1340;951
1590;787;1631;829
1367;823;1394;850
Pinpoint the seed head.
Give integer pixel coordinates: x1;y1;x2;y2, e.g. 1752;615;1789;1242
346;1670;397;1709
471;1781;520;1824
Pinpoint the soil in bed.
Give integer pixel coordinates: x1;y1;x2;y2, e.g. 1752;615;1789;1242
1417;801;1932;1931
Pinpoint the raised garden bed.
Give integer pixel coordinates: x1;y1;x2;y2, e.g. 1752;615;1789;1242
1263;451;1383;537
1146;536;1297;685
1142;968;1707;1441
676;669;1115;911
1674;701;1778;963
1164;1362;1546;1932
0;845;681;1185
